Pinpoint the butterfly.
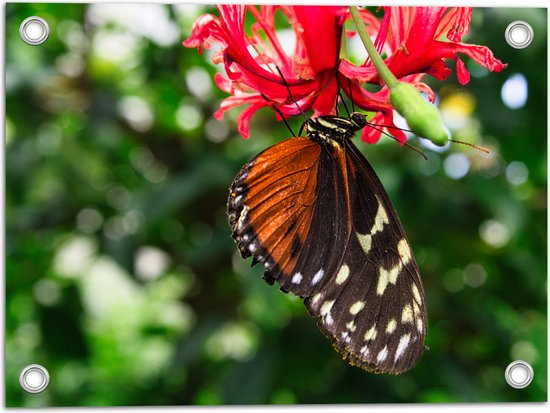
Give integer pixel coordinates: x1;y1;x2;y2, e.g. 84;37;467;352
227;111;427;374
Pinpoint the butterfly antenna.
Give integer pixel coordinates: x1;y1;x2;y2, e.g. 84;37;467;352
334;62;347;117
261;92;296;137
347;78;356;113
274;66;308;122
338;71;426;159
367;122;428;160
366;120;490;155
335;72;354;117
447;139;491;154
401;140;428;160
339;91;351;117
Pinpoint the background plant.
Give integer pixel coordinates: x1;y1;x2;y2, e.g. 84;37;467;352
5;3;547;406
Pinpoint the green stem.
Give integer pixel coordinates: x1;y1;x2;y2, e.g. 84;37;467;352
340;26;348;60
349;6;398;88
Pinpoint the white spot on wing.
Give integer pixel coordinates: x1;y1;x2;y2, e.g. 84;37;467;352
319;300;334;325
397;239;412;264
373;196;390;234
377;346;388;363
376;264;400;295
237;205;249;231
341;331;352;344
346;320;357;332
291;272;303;284
402;304;413;324
413;301;421;315
375;238;417;296
311;293;323;307
364;325;377;341
412;283;422;304
335;264;350;285
349;301;365;315
320;300;334;316
394;333;411;361
357;232;373;254
311;269;325;285
356;197;390;252
417;318;423;333
385;319;397;334
377;270;389;296
356;196;389;255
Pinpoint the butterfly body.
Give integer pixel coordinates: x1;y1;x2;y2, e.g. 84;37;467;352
228;113;427;374
304;112;368;143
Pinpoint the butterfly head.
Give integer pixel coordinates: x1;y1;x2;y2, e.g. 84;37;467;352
304;112;368;143
349;112;368;130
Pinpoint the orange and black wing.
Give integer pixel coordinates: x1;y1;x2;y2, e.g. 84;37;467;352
228;137;325;296
228;136;427;374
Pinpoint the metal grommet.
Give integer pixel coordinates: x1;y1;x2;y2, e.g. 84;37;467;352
505;360;534;389
505;21;534;49
19;364;50;394
19;16;50;46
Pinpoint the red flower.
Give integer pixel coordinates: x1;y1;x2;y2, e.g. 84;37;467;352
340;7;505;85
184;6;506;143
341;6;506;142
184;5;347;138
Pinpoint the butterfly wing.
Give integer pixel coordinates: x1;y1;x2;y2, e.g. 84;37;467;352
304;139;427;374
228;137;324;294
228;136;427;374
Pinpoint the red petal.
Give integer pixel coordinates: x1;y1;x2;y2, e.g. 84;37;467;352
442;8;472;41
237;102;266;139
292;6;346;73
183;13;224;53
360;112;406;145
456;58;470;85
450;42;507;73
362;124;383;143
424;58;452;81
402;7;448;50
338;58;378;84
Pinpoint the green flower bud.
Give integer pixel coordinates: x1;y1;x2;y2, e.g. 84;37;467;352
389;82;449;146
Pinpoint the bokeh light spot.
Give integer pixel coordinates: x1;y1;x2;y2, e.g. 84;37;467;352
479;219;511;248
501;73;528;109
444;153;470;179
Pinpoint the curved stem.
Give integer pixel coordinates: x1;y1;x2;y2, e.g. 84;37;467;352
349;6;398;88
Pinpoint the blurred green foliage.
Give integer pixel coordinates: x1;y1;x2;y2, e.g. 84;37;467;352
5;3;547;406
